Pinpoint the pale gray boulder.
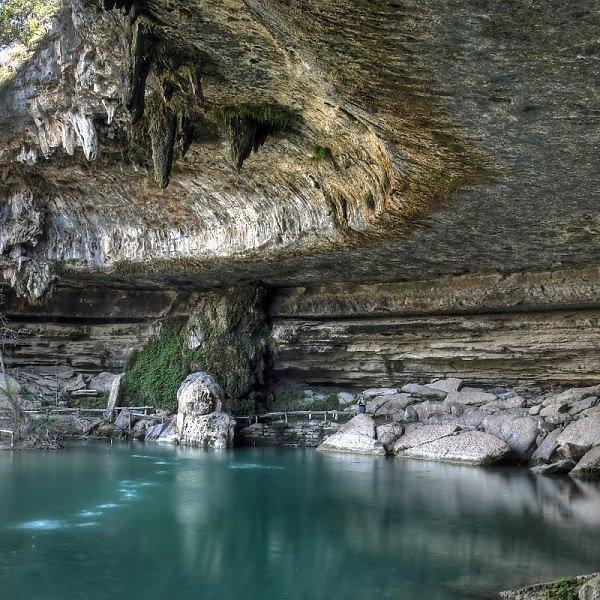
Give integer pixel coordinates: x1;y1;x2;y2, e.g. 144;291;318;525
399;431;510;466
317;414;386;456
570;447;600;478
428;378;462;393
176;373;235;448
558;413;600;461
393;424;459;453
145;418;178;443
89;372;120;392
530;459;575;475
359;388;399;400
544;386;600;405
376;423;404;450
453;408;490;431
529;428;562;466
569;396;599;416
114;409;135;430
445;390;497;406
374;393;415;416
401;383;446;399
579;575;600;600
481;412;540;461
405;400;451;422
483;396;526;412
178;411;236;448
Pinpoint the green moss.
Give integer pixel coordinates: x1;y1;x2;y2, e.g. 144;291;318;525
312;145;332;160
72;393;109;410
363;191;375;211
271;385;341;412
208;103;301;132
543;578;579;600
120;288;269;415
121;317;189;413
186;302;268;414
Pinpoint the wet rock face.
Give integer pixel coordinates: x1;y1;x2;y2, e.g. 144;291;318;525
0;0;598;296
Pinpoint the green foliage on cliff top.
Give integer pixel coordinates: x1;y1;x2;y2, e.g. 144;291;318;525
0;0;59;49
121;317;189;413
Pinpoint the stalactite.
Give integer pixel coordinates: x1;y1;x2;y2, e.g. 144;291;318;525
127;16;154;125
149;102;177;189
228;116;269;171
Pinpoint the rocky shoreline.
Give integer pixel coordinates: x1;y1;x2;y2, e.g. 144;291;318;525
3;373;600;478
308;378;600;477
501;573;600;599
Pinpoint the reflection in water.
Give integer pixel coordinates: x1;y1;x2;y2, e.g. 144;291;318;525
0;443;599;600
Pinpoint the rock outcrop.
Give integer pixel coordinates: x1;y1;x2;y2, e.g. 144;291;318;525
175;372;235;448
317;414;386;456
398;431;510;467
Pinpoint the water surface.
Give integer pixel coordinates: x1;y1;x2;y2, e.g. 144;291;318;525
1;442;599;599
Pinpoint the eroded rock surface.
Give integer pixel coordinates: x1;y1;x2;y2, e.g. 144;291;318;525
175;372;235;448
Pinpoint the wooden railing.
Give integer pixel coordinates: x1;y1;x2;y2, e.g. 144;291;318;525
235;410;353;426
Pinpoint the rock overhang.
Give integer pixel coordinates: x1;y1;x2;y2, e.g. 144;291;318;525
0;0;598;297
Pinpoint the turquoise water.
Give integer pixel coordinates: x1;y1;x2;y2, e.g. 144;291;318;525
1;443;600;600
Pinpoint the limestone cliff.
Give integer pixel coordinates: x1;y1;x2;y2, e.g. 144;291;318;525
1;0;599;390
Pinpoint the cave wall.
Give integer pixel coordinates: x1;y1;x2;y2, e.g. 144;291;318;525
4;265;600;395
269;266;600;389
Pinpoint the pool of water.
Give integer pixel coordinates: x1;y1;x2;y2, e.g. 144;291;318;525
1;442;599;600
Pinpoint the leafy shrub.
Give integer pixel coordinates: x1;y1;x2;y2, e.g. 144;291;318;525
544;578;578;600
0;0;59;49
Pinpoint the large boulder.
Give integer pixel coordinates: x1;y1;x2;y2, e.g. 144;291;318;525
359;388;399;401
177;372;227;416
481;413;540;461
530;459;575;475
428;378;462;393
483;396;526;412
88;372;120;393
393;424;459;453
544;386;600;405
570;447;600;479
374;393;415;416
178;411;236;449
114;409;136;430
317;414;386;456
145;418;178;443
401;383;446;400
405;400;451;422
557;413;600;462
453;408;490;431
176;373;235;448
376;423;404;450
398;431;510;466
445;390;497;406
529;428;562;466
579;575;600;600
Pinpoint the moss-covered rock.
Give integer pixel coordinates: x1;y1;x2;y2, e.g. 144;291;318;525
121;285;269;413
